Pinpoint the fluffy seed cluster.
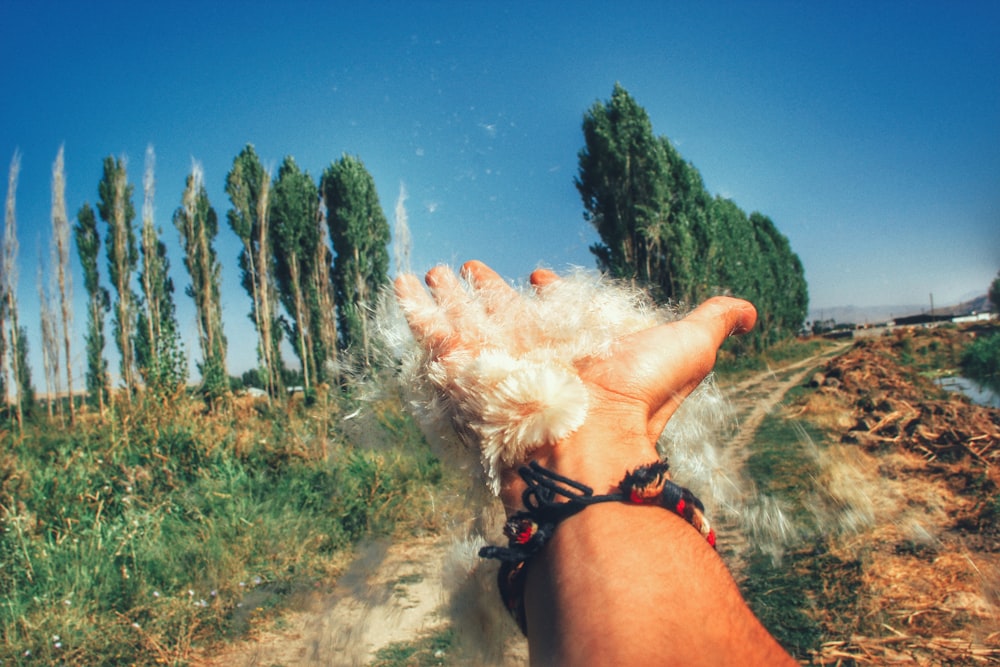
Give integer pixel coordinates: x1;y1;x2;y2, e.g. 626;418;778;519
381;268;713;495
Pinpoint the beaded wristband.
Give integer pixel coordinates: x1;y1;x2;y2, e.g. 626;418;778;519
479;460;715;635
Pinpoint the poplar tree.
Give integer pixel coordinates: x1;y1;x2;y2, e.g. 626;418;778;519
51;145;75;422
577;84;672;292
174;161;227;403
271;156;321;390
3;152;33;426
321;154;390;366
38;262;60;420
312;209;339;381
226;145;283;397
136;146;185;395
75;203;110;412
577;85;809;348
97;155;139;397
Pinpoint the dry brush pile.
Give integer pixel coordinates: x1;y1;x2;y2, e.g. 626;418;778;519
800;330;999;665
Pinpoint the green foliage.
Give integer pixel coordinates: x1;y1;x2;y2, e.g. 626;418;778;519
577;85;808;351
271;157;324;388
0;391;444;664
97;156;140;395
576;83;673;291
322;154;391;366
961;331;1000;382
136;224;186;397
743;547;863;660
175;166;228;402
989;269;1000;314
74;203;111;409
226;145;284;398
11;323;34;419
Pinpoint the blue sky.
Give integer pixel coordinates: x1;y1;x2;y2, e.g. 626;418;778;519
1;0;998;382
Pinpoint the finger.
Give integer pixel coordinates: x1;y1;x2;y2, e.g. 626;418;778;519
614;297;756;439
461;260;518;314
427;264;497;349
394;274;453;350
529;268;560;290
679;296;757;339
425;265;473;321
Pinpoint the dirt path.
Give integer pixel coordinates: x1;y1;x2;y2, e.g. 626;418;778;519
721;343;852;453
199;344;852;666
195;536;451;667
712;343;851;567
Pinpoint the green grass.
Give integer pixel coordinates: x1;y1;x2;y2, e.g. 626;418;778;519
961;330;1000;384
739;394;864;660
745;415;826;530
715;336;838;381
370;628;455;667
0;390;444;665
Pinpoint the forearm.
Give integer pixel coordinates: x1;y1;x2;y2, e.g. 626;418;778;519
522;502;796;666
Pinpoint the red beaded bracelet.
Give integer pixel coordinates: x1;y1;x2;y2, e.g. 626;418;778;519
479;460;714;635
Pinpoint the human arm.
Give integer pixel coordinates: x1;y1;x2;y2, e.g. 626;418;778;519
394;260;796;666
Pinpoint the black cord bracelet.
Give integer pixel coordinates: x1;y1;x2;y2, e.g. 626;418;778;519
478;460;715;635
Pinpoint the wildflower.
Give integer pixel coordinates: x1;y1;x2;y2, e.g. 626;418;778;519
210;589;218;597
132;622;141;629
188;589;194;597
152;591;160;598
63;599;71;606
253;575;262;585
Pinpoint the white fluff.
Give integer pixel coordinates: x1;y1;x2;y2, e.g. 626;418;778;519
383;268;672;493
373;267;749;662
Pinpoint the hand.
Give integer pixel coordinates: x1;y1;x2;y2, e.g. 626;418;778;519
394;260;757;514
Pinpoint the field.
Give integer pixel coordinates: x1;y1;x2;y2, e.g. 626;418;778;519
0;386;452;664
2;325;998;665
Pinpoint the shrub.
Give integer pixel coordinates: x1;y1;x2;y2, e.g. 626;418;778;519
961;332;1000;381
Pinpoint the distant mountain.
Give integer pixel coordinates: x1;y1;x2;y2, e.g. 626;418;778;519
809;294;990;325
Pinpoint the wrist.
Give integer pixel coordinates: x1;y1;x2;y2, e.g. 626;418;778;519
499;419;659;514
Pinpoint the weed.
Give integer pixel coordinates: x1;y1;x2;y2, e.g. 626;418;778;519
0;388;445;664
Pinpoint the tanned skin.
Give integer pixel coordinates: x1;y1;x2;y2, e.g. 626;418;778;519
395;260;797;667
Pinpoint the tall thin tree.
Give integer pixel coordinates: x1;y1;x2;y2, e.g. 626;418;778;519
75;203;110;412
3;151;29;427
226;145;282;397
175;161;227;401
271;156;320;390
314;202;339;380
321;155;390;366
38;260;61;420
97;155;139;397
577;84;671;290
51;145;75;422
136;146;185;395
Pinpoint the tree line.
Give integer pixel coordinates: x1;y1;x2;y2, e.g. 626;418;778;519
577;84;809;352
2;86;810;428
2;144;390;427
